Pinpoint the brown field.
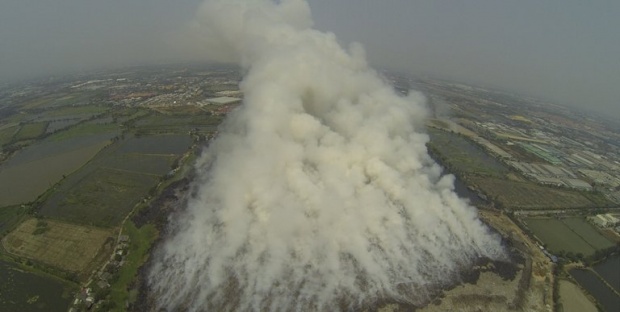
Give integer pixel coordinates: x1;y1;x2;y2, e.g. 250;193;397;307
558;280;597;312
1;218;113;273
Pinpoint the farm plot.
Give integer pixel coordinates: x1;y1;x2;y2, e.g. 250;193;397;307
118;135;192;155
558;280;597;312
40;168;158;227
104;153;176;176
37;133;193;227
0;126;18;146
45;119;83;134
4;134;112;167
46;122;120;142
427;129;509;178
469;177;595;210
0;205;26;237
0;139;110;207
44;104;109;117
13;122;47;141
523;217;614;256
135;114;221;134
1;218;112;273
0;260;72;312
525;218;595;256
562;218;615;251
20;92;101;110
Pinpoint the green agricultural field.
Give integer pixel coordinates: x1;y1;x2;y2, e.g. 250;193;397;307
13;122;47;141
469;177;595;210
109;221;158;310
113;108;151;124
104;154;176;176
46;122;120;142
134;113;221;135
19;95;57;110
102;135;192;176
1;113;29;125
427;128;508;178
0;126;18;146
0;205;26;237
0;260;72;312
525;218;594;256
561;218;615;251
40;168;158;227
0;140;110;207
46;104;109;118
118;135;193;155
21;92;105;110
37;132;194;227
524;217;614;257
2;218;112;273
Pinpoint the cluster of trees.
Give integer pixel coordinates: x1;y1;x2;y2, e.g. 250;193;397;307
32;219;49;235
553;244;619;266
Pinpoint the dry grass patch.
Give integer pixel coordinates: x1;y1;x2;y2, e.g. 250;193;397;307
558;280;597;312
2;218;113;273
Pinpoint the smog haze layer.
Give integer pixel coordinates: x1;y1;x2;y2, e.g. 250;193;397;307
1;0;618;116
148;1;504;311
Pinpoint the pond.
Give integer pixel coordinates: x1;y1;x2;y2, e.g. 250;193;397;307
570;268;620;312
593;255;620;293
0;261;72;312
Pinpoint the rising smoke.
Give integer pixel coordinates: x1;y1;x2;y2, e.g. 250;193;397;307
148;0;505;310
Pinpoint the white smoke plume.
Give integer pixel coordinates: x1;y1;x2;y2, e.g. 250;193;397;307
149;0;505;310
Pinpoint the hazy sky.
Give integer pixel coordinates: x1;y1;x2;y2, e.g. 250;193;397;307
1;0;618;115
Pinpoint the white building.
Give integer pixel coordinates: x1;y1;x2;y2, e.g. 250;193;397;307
205;96;241;105
588;214;620;228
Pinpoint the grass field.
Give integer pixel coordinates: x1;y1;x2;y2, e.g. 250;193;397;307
109;221;157;310
562;218;616;250
1;219;112;273
46;122;120;142
118;135;193;155
0;126;18;146
134;113;222;135
558;280;597;312
0;206;26;236
46;105;108;118
41;168;158;227
0;140;110;207
524;217;614;256
0;260;73;312
36;133;193;227
104;154;175;176
20;95;58;110
469;177;595;210
13;122;47;141
21;93;105;110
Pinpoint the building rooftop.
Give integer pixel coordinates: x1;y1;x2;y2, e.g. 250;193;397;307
205;96;241;105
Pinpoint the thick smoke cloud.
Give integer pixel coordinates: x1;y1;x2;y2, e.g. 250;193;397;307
149;0;504;310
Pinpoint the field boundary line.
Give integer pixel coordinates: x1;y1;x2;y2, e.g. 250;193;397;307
587;268;620;298
102;166;161;177
560;219;608;252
